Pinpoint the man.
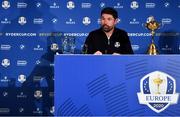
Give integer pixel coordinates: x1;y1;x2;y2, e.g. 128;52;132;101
83;7;134;55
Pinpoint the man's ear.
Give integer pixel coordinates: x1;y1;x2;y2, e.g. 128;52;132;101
114;18;118;25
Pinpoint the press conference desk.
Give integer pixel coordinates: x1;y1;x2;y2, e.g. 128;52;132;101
55;55;180;116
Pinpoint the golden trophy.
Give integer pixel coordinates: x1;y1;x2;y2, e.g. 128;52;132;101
153;76;163;94
145;16;160;55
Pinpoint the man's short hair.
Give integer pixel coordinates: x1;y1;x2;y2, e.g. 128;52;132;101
101;7;118;19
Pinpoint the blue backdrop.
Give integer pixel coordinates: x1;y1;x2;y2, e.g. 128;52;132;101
0;0;180;116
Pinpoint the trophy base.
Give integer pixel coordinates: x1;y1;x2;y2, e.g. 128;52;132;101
155;92;161;94
147;43;159;55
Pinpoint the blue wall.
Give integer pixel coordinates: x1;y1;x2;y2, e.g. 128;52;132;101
0;0;180;115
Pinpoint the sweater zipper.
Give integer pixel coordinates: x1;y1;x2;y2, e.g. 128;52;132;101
107;36;110;45
108;40;110;45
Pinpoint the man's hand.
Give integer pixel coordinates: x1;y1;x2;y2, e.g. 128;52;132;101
94;51;103;55
112;53;120;55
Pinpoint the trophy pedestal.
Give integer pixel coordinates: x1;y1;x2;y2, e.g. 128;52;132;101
147;43;158;55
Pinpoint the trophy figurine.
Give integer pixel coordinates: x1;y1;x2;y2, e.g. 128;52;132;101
145;16;160;55
153;76;163;94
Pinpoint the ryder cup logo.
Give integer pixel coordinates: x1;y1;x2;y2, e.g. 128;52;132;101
2;59;10;67
18;16;27;25
114;42;120;48
67;1;75;9
130;1;139;10
18;74;26;83
83;17;91;25
2;0;10;9
51;43;59;51
137;71;179;113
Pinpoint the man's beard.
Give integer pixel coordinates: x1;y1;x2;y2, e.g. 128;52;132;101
102;25;114;32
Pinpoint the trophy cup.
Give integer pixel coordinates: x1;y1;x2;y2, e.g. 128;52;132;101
153;76;163;94
145;16;160;55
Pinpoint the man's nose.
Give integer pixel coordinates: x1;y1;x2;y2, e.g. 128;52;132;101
103;19;108;24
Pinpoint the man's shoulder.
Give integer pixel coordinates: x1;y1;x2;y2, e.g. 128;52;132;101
115;28;128;34
89;28;102;35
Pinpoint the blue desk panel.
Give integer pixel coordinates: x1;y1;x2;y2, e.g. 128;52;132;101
55;55;180;116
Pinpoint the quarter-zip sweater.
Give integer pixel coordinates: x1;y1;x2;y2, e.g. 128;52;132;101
84;27;134;54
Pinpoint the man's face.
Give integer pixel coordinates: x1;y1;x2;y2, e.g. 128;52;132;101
101;13;117;32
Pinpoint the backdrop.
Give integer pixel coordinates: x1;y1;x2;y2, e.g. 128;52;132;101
0;0;180;116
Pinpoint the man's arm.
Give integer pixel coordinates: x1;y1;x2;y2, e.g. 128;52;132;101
83;32;94;54
121;32;134;54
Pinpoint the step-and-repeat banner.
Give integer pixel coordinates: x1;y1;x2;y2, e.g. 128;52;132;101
0;0;180;116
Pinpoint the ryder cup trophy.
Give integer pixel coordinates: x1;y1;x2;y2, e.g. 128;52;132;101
145;16;160;55
153;76;163;94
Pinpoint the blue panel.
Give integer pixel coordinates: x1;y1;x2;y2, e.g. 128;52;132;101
55;55;180;116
